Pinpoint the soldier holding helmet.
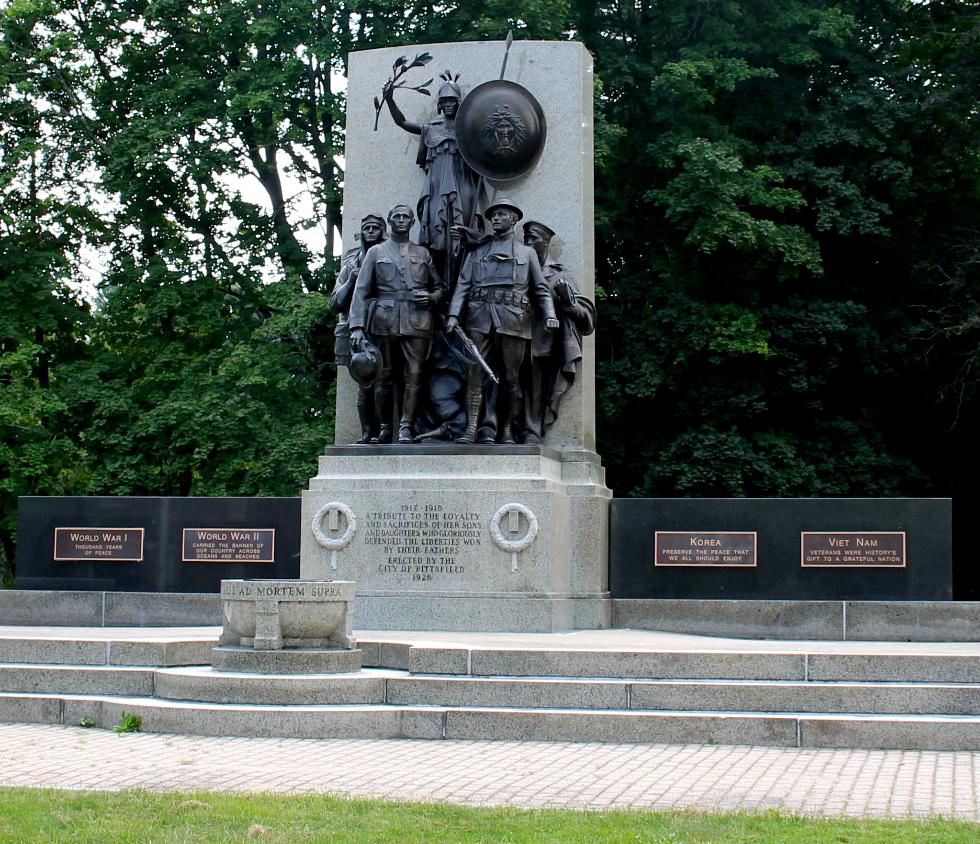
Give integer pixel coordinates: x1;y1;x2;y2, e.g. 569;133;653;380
349;204;446;444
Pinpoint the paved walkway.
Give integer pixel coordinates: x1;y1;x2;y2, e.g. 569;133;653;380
2;722;977;820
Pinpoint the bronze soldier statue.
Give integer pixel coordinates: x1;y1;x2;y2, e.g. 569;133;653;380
446;199;558;444
384;72;480;279
520;220;596;444
330;213;386;444
349;204;446;444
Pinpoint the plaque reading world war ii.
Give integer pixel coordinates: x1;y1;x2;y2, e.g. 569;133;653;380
181;528;276;564
53;527;144;562
654;531;757;567
801;532;906;568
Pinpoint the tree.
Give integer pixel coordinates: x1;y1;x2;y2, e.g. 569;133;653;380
0;12;96;580
578;0;977;509
2;0;978;596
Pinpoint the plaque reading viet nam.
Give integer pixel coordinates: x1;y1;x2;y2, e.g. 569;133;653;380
654;532;757;567
181;528;275;564
53;527;144;562
801;532;906;568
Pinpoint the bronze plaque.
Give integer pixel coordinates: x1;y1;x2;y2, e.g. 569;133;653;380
654;531;757;567
181;528;275;563
456;80;547;181
801;532;906;568
53;527;144;562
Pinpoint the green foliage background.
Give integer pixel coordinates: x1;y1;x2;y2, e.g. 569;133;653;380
1;0;978;591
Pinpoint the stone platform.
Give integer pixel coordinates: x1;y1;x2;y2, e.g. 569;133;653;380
300;446;612;632
2;624;980;750
4;591;980;639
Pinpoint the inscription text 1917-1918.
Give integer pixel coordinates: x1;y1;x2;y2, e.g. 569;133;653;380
363;502;483;581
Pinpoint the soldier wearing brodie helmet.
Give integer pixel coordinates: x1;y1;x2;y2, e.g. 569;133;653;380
446;198;558;444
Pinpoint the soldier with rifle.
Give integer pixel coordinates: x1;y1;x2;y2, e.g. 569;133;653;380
445;199;558;444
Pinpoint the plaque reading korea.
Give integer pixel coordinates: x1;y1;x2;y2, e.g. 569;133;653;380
654;531;757;567
182;528;275;564
53;527;144;562
801;532;906;568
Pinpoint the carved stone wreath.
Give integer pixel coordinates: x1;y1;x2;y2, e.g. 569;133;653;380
312;502;357;570
490;503;539;571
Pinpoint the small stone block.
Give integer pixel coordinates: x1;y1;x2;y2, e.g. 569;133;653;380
210;646;362;675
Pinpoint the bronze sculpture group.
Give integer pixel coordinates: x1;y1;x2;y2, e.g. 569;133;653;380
331;64;594;446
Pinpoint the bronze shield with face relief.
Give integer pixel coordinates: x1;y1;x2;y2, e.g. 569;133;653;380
456;80;546;181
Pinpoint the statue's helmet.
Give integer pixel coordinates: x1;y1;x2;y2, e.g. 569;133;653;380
484;198;524;221
360;213;386;231
437;79;462;108
349;338;380;387
522;220;555;240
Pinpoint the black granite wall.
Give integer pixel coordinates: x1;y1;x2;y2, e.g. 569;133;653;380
610;498;952;601
15;496;300;592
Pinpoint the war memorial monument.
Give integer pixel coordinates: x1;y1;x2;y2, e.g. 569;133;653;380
4;38;973;751
302;38;612;632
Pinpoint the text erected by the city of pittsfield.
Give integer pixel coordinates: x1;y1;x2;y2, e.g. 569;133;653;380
363;503;483;582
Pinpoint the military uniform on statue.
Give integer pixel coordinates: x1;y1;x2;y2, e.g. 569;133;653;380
304;41;611;633
349;205;446;444
446;199;558;444
330;214;387;444
521;220;596;445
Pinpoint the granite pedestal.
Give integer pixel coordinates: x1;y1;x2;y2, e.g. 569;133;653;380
301;446;611;632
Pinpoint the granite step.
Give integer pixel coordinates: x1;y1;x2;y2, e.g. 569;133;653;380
2;690;980;750
1;663;976;717
385;674;980;715
0;664;155;696
380;645;980;684
153;666;390;706
0;632;213;667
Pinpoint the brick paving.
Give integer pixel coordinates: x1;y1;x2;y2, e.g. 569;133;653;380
1;722;978;819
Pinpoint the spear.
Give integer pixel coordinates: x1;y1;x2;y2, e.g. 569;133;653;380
468;31;515;230
499;30;514;80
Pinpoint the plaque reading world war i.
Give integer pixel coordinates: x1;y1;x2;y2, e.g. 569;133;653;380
654;531;757;567
801;532;906;568
53;527;144;562
181;528;276;564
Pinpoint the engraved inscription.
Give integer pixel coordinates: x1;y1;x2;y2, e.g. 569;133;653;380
801;532;906;568
655;531;757;567
53;527;144;562
363;503;483;581
182;528;275;563
221;582;344;599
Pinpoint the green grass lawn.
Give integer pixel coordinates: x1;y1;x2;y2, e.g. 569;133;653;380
0;788;976;843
